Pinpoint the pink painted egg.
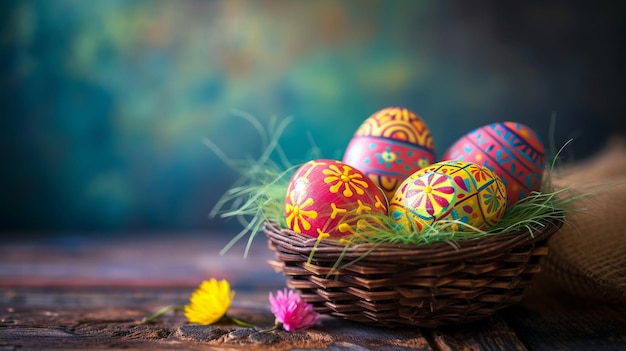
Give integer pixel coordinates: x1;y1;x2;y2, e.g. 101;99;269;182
389;160;507;233
284;159;388;238
441;121;545;206
342;107;436;201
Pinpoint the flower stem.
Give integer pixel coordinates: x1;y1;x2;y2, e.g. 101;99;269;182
141;305;185;324
258;320;282;333
226;315;255;328
258;325;280;333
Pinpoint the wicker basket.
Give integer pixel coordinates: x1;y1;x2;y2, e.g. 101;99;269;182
265;220;562;328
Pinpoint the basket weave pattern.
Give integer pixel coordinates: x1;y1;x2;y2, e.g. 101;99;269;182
266;220;561;328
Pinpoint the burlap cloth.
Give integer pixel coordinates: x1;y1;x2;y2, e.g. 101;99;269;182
528;137;626;303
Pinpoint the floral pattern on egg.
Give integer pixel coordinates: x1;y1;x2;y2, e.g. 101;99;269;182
390;160;507;233
284;159;387;238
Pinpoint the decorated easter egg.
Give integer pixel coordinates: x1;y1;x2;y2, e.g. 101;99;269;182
441;121;545;206
389;160;507;232
342;107;436;200
284;159;388;238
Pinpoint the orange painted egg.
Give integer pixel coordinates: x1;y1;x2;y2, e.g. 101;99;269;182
441;121;545;206
389;160;507;233
342;107;436;200
284;159;388;238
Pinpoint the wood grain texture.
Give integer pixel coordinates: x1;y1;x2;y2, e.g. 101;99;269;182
504;289;626;351
0;233;282;290
2;287;625;350
0;289;434;350
431;315;527;351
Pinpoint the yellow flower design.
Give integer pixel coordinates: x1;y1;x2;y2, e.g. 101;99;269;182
323;164;369;197
184;278;235;325
285;189;318;233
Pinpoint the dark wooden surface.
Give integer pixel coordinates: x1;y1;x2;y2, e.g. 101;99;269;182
1;233;626;350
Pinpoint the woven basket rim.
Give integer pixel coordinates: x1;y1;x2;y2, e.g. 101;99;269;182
265;219;562;264
265;219;561;327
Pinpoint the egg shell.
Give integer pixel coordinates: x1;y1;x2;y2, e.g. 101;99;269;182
343;107;436;200
389;160;507;232
441;121;545;206
284;159;388;238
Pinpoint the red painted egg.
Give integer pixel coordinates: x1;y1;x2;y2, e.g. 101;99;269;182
284;159;388;238
343;107;436;200
441;121;545;206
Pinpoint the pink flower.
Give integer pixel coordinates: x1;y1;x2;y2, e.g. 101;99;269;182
269;289;319;332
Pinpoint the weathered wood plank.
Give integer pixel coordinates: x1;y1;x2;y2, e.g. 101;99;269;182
504;288;626;351
3;287;626;350
0;234;282;289
2;236;626;350
0;289;434;350
430;314;527;351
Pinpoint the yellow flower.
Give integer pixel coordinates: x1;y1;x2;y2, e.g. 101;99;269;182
184;278;235;325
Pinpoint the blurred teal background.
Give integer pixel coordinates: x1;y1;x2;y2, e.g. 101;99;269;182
2;0;624;234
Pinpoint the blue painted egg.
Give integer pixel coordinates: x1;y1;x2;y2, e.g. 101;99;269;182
441;121;545;206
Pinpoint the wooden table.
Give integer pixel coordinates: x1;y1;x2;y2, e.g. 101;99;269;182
1;233;625;350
